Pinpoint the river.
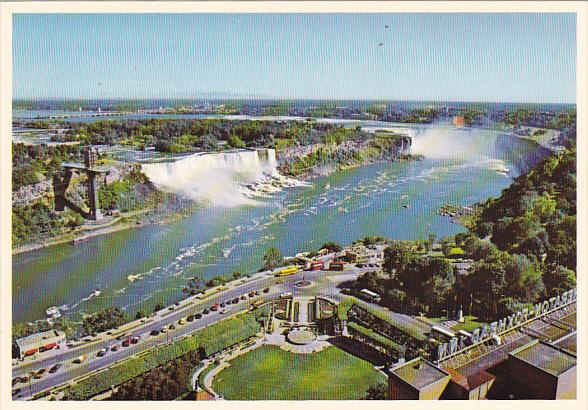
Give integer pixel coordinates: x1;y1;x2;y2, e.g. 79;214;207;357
12;121;547;324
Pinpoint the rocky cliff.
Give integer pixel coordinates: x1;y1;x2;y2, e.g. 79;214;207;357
277;134;412;179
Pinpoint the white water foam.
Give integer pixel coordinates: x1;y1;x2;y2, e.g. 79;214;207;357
142;149;308;206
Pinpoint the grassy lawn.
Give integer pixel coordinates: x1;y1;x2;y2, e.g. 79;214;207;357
425;315;486;333
213;345;386;400
452;316;486;333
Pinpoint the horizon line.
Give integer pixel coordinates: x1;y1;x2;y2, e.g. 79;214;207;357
12;97;577;106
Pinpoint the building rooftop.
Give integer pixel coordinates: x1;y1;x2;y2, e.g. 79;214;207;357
510;340;576;377
441;303;576;376
391;357;451;390
446;368;495;391
554;333;577;354
16;329;66;351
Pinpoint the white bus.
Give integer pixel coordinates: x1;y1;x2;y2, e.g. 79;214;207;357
359;289;382;303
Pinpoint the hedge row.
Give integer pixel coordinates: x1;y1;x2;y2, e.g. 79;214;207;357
338;297;427;341
346;321;405;352
63;313;261;400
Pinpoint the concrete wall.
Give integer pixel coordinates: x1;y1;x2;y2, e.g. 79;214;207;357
555;367;576;400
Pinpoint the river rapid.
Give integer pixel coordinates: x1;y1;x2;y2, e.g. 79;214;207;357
12;122;547;324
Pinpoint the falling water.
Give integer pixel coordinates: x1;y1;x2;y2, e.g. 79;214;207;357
141;149;301;206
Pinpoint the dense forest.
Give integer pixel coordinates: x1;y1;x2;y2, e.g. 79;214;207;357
39;118;364;153
354;143;576;321
12;143;82;191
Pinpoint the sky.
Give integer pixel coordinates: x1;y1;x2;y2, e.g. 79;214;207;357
13;13;576;103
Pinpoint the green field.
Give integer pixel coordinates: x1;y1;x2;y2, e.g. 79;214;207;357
212;345;386;400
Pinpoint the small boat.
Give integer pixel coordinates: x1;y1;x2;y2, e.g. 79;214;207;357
323;183;331;189
91;288;101;297
46;306;60;317
403;204;410;208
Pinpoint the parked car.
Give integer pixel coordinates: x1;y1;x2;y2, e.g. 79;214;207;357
211;304;220;311
240;295;247;300
220;302;226;308
97;348;108;357
49;364;62;373
34;368;47;379
150;329;160;336
263;287;270;293
232;298;239;304
19;376;29;383
203;308;211;314
12;377;21;386
220;308;232;315
248;292;255;297
12;388;21;396
168;324;176;331
116;333;128;341
122;340;130;347
111;345;119;352
131;337;139;344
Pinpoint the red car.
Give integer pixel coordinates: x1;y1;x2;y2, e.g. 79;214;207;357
210;304;220;311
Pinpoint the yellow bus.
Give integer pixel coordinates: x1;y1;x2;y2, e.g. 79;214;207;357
251;299;265;308
276;266;299;277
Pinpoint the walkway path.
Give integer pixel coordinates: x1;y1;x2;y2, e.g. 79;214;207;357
298;297;310;325
192;335;266;399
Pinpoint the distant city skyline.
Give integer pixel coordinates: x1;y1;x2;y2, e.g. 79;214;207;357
13;13;576;103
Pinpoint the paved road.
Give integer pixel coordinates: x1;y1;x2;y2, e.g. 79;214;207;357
12;261;426;400
11;265;350;399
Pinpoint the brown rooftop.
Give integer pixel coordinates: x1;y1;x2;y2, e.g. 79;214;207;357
391;357;451;390
446;368;495;390
510;340;576;377
554;333;577;354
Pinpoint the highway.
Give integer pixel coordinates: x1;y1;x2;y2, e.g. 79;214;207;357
12;259;427;400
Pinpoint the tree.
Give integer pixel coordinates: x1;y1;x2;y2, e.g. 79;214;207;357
201;134;218;150
383;242;413;279
543;264;576;296
320;241;342;252
262;247;283;270
82;307;127;335
364;382;388;400
153;302;164;312
232;271;243;279
135;310;147;320
461;252;509;319
504;253;544;302
228;134;246;148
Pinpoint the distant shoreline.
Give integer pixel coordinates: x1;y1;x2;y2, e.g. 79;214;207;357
11;208;188;256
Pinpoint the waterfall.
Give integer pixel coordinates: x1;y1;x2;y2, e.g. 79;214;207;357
141;149;300;206
410;122;499;161
409;122;550;175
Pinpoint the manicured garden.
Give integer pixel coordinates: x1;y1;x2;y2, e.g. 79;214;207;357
63;312;262;400
212;345;386;400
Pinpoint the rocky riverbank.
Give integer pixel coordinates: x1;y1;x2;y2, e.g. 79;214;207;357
277;133;413;180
